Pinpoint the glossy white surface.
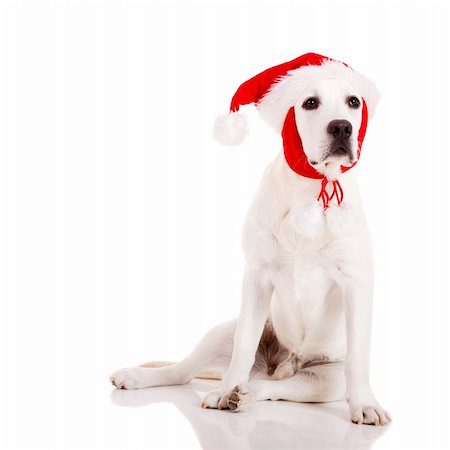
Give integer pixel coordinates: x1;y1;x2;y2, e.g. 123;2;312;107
110;379;390;450
2;371;448;449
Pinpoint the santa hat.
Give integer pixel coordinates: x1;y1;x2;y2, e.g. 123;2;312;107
212;52;380;208
213;52;379;142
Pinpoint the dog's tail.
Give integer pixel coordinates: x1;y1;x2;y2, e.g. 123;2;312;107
139;360;221;380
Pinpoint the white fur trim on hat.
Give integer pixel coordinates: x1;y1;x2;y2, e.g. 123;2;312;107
257;60;381;132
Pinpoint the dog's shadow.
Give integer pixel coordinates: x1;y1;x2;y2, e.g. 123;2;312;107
110;380;389;449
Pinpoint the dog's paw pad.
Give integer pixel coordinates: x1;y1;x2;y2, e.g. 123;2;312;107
227;384;255;412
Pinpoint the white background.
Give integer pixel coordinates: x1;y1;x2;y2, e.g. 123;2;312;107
0;0;448;449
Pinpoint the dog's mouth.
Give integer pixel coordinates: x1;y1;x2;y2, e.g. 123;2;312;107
324;143;354;164
308;143;355;169
331;146;348;157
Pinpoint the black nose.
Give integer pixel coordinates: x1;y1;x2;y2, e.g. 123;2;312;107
327;120;352;140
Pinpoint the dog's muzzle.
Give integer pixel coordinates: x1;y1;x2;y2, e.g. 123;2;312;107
326;119;353;160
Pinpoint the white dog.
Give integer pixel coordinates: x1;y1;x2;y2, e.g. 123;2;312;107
110;54;391;426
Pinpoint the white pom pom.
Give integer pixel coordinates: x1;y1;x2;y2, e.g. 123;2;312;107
289;201;326;240
212;112;248;146
325;202;364;237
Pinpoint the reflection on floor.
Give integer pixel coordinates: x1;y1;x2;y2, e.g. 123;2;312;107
111;379;389;449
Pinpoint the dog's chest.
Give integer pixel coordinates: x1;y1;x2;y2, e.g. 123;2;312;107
273;228;340;293
273;197;365;274
268;207;354;352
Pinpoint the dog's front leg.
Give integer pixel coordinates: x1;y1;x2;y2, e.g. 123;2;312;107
343;275;391;426
202;265;273;410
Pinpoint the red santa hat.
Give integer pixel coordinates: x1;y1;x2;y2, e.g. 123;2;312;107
213;53;380;207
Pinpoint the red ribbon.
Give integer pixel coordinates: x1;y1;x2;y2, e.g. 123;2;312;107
317;178;344;209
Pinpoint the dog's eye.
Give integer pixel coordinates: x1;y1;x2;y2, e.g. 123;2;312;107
302;97;319;110
348;96;361;109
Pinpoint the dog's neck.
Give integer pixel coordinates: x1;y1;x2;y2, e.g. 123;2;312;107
269;150;361;211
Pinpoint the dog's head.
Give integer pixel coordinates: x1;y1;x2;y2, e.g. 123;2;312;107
257;59;380;179
294;78;364;178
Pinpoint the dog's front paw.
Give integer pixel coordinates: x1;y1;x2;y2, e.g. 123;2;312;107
110;367;152;390
201;381;242;410
201;389;229;410
201;382;257;412
227;383;256;412
348;399;391;426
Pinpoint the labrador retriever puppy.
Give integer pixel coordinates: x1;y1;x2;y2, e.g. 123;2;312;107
110;53;391;426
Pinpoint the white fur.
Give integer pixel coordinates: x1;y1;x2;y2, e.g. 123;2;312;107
326;202;365;237
213;111;248;145
294;77;365;173
111;71;390;426
258;59;380;132
287;200;326;240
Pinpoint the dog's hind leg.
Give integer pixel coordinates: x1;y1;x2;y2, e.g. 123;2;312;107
110;319;235;389
227;361;346;412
